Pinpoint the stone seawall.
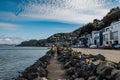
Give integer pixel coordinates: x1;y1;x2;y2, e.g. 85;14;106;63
16;48;120;80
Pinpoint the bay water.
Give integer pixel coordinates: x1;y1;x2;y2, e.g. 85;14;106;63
0;46;49;80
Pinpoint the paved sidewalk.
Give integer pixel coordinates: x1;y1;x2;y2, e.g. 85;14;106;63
47;57;66;80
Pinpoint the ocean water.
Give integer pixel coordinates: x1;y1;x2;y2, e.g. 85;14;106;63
0;46;49;80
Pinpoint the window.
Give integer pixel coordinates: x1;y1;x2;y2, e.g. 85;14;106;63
114;41;118;44
106;28;109;31
112;31;118;40
106;42;108;44
111;26;113;29
94;32;99;38
103;34;108;41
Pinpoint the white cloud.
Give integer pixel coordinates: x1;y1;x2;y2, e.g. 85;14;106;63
0;22;19;30
15;0;119;24
1;0;120;24
0;36;24;44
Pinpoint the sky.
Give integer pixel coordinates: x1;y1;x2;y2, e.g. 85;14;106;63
0;0;120;44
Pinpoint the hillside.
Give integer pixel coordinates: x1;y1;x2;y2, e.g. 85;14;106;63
18;7;120;47
73;7;120;35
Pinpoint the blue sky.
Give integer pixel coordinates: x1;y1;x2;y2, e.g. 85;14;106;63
0;0;120;44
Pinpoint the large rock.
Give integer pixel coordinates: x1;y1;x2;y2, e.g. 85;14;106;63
117;62;120;69
38;67;48;77
110;69;120;80
96;61;117;77
94;54;106;61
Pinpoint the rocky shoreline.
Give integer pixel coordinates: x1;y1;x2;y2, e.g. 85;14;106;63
58;48;120;80
16;50;52;80
16;48;120;80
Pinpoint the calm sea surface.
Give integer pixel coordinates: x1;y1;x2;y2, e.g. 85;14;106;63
0;46;49;80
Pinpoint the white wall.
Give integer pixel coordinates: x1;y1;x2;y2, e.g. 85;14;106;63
111;21;120;44
103;30;110;44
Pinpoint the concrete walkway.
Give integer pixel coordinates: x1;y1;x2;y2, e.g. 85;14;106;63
47;57;66;80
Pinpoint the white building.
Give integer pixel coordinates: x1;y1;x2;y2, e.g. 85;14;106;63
103;27;111;45
103;21;120;45
78;34;92;47
91;31;103;47
86;34;92;46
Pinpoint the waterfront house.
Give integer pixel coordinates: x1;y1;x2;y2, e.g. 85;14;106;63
103;21;120;45
103;27;111;45
78;34;85;44
91;31;103;47
86;34;92;46
77;21;120;48
78;34;92;47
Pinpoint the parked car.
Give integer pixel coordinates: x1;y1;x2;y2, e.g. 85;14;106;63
89;44;97;49
102;44;112;49
78;44;85;48
113;44;120;49
98;45;104;49
71;45;78;48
